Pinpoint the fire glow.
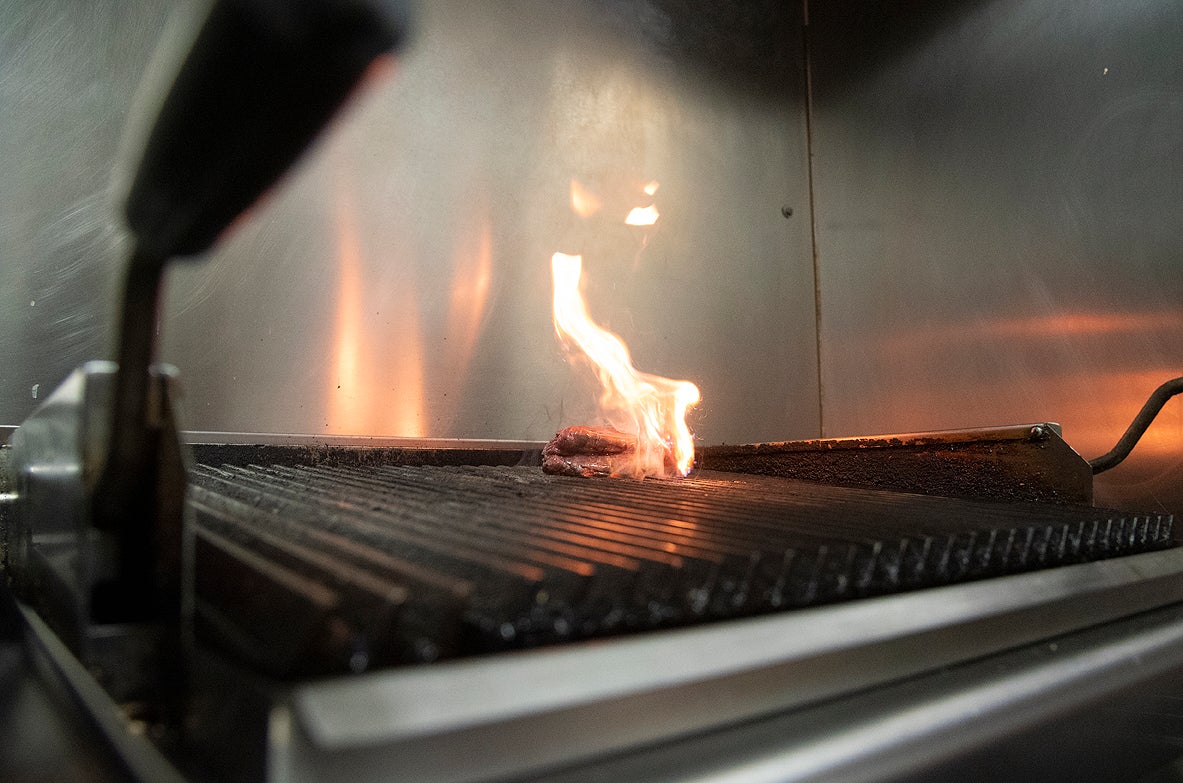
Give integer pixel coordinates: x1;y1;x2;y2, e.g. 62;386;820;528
551;180;701;477
570;179;604;219
327;172;426;437
624;204;660;226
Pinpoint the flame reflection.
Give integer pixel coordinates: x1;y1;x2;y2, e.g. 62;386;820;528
385;284;427;437
445;218;493;381
570;180;603;219
328;204;366;433
328;185;426;436
624;204;660;226
884;310;1183;351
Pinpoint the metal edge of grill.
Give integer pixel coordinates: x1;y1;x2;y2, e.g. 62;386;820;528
224;546;1183;783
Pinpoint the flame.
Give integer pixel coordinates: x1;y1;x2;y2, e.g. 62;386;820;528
624;204;660;226
643;181;660;196
551;252;700;476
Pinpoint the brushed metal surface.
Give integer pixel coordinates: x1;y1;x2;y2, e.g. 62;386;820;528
6;0;1181;515
807;0;1183;513
0;0;171;426
539;603;1183;783
0;1;819;449
276;546;1183;782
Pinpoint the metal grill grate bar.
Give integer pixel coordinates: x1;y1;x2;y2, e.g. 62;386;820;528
188;464;1174;677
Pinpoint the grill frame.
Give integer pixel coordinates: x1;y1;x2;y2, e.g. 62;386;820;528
251;546;1183;783
5;427;1181;783
171;432;1178;782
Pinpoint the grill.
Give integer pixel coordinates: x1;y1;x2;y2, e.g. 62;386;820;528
4;1;1183;781
188;458;1173;677
164;441;1183;783
5;378;1183;783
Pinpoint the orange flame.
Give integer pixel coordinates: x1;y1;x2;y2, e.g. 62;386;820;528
551;252;700;476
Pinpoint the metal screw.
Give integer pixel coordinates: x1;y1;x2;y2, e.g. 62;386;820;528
1029;425;1049;442
781;206;794;218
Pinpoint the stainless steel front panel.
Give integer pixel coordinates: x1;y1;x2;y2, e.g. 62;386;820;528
277;547;1183;781
1;0;819;448
808;0;1183;512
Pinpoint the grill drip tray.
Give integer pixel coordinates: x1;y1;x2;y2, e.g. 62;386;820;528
188;463;1173;678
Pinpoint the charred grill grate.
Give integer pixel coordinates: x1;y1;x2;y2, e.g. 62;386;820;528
188;463;1174;677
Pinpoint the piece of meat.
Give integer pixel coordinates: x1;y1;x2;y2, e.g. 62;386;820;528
542;451;639;477
542;425;682;478
542;425;637;458
543;426;640;477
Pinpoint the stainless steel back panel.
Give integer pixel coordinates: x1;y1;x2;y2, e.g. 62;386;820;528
1;0;819;448
4;0;1181;513
807;0;1183;511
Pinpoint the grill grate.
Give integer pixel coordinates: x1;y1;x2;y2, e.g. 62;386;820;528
187;463;1174;677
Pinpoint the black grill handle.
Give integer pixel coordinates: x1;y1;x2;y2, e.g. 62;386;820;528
94;0;408;621
125;0;408;263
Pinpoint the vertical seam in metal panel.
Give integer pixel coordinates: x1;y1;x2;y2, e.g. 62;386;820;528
802;0;825;438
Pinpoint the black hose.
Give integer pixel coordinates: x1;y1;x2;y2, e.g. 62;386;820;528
1088;376;1183;474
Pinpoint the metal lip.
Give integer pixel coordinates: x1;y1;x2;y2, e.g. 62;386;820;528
180;424;1062;456
700;422;1066;456
182;430;547;450
181;424;1058;452
537;604;1183;783
290;545;1183;754
16;602;188;783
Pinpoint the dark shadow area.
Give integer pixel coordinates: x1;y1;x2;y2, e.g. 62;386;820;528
587;0;802;98
808;0;997;97
0;585;130;783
